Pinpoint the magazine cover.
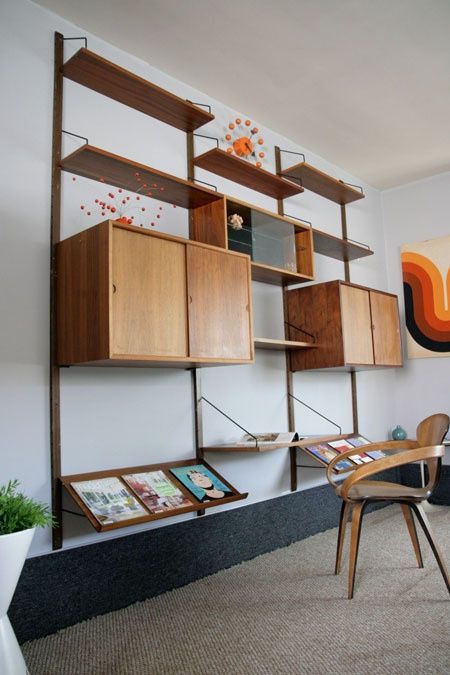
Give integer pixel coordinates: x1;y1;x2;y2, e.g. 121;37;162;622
347;436;371;448
170;464;235;503
70;477;148;525
328;439;372;465
304;443;354;470
122;471;193;514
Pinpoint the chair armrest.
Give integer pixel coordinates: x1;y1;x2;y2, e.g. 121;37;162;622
339;444;444;501
325;440;418;487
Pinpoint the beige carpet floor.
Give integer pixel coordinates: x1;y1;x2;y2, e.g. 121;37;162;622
23;505;450;675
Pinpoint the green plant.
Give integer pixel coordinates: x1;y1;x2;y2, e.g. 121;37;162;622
0;480;55;535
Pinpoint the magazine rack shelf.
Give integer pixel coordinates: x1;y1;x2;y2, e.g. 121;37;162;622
61;145;224;209
63;48;214;132
193;148;303;200
281;161;364;205
61;458;247;533
201;440;304;454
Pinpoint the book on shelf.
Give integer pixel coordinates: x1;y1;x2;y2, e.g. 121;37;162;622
346;435;387;460
70;477;148;525
237;431;299;446
170;464;236;503
328;439;373;464
304;442;354;471
122;470;193;514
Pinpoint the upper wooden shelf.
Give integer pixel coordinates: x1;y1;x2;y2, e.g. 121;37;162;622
281;162;364;205
312;229;373;262
255;338;316;351
194;148;304;200
60;145;223;209
63;48;214;132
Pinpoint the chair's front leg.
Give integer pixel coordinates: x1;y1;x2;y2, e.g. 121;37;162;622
348;501;366;599
411;503;450;593
335;500;351;575
400;503;423;568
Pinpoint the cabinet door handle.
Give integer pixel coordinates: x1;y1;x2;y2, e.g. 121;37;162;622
113;284;117;294
189;295;193;304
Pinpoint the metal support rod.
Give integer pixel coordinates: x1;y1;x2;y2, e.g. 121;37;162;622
284;321;316;343
63;36;88;48
296;464;326;470
50;32;64;550
62;509;86;518
191;369;205;516
198;397;258;445
185;101;212;113
275;145;297;492
289;393;342;434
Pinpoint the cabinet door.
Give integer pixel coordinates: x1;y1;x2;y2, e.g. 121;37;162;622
370;291;402;366
340;285;374;365
111;228;188;357
186;245;253;360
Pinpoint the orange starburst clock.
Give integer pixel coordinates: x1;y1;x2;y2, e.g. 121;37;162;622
222;117;267;167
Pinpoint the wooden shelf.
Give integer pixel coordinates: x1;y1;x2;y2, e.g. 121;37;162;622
281;162;364;205
201;441;304;454
313;228;373;262
255;337;316;351
61;145;224;209
251;261;314;286
63;48;214;132
61;458;247;532
194;148;304;200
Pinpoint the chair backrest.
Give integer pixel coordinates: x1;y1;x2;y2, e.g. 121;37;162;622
416;413;449;491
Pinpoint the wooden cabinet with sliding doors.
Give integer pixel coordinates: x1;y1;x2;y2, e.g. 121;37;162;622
286;280;403;371
56;220;254;367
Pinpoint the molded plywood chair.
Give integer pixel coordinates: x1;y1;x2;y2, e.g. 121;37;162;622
326;413;450;598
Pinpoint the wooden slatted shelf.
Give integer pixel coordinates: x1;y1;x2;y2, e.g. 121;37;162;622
60;145;224;209
194;148;304;200
281;162;364;204
63;48;214;132
61;458;247;532
313;228;373;262
251;261;314;286
255;338;316;351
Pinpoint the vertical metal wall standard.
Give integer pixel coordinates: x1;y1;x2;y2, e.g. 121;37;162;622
50;32;64;550
274;146;360;491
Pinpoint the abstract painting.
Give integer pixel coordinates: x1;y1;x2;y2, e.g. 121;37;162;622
401;235;450;358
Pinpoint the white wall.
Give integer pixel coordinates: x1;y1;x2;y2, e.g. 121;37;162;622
1;0;394;556
382;172;450;460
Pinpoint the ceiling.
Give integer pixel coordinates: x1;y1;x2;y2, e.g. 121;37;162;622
35;0;450;189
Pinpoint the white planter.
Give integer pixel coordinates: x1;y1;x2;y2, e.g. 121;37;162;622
0;528;35;675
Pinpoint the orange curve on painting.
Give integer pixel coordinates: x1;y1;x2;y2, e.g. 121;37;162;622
401;251;450;350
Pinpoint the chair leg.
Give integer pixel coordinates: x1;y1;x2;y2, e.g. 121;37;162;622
335;501;351;575
348;501;366;599
410;503;450;593
400;503;423;568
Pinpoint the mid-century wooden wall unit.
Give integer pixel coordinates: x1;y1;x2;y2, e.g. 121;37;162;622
50;32;402;549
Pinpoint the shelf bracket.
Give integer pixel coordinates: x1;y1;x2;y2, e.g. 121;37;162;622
198;396;259;446
285;321;316;344
289;393;342;434
63;36;88;49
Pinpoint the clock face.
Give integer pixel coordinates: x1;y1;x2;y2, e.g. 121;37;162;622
222;117;266;167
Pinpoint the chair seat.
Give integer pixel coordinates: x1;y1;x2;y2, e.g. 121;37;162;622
335;480;429;501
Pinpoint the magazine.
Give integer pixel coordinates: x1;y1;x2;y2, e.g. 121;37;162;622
346;436;387;460
170;464;235;503
304;442;354;471
328;439;373;464
70;477;148;525
122;471;193;514
238;431;299;446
